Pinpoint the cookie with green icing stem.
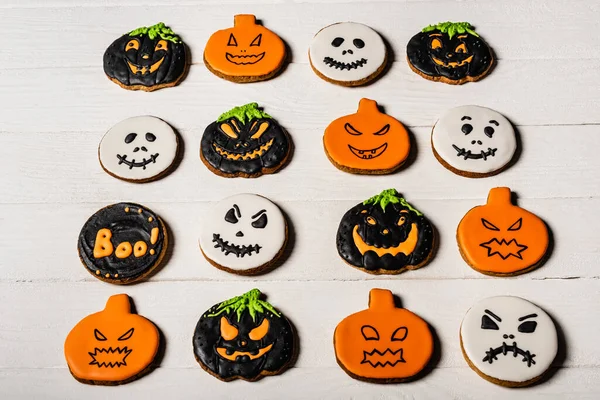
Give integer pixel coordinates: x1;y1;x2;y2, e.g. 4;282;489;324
103;22;188;91
336;189;435;275
193;289;296;382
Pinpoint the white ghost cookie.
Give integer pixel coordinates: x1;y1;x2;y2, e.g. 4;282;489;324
460;296;558;387
199;194;288;275
309;22;387;86
99;116;179;182
432;105;516;177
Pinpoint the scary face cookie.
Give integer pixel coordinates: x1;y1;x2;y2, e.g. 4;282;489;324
64;294;160;385
77;203;168;284
103;22;187;91
334;289;434;383
407;22;494;84
323;98;410;174
337;189;435;275
309;22;387;86
199;194;287;275
99;116;179;182
460;296;558;387
193;289;296;382
457;187;549;276
200;103;291;178
432;105;516;177
204;15;287;83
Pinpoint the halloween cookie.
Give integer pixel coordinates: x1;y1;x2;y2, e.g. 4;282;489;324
432;105;516;177
337;189;435;275
77;203;168;284
460;296;558;387
199;194;288;275
334;289;434;383
193;289;296;382
457;187;549;276
309;22;388;86
200;103;291;178
99;116;179;183
204;15;287;83
103;22;187;91
407;22;494;85
64;294;160;385
323;98;410;174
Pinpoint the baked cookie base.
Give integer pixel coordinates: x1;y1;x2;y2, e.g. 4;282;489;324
309;52;388;87
203;53;287;83
407;55;494;85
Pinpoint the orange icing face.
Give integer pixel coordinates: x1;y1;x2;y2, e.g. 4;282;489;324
457;187;549;275
334;289;433;381
323;99;410;174
204;15;286;79
64;294;159;384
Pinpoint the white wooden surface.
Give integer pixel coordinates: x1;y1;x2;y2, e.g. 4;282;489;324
1;0;599;398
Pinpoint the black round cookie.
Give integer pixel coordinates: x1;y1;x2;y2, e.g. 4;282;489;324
77;203;168;284
337;189;435;274
193;289;295;382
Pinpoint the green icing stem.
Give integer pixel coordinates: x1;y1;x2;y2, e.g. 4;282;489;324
363;188;423;216
128;22;181;43
422;21;479;39
206;289;281;322
217;103;272;124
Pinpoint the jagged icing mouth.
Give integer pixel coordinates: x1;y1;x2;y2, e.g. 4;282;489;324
117;153;159;169
225;52;265;65
431;55;473;68
88;347;132;368
482;341;536;367
480;238;528;260
348;143;388;159
126;57;165;75
323;57;367;70
212;233;261;258
361;348;406;368
452;145;497;160
352;224;418;257
213;138;274;161
216;344;273;362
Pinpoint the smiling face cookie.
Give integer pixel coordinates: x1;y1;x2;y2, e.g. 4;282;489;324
460;296;558;387
309;22;387;86
199;194;287;275
432;105;516;177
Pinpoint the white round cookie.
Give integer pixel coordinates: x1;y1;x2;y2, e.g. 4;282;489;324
432;105;516;176
460;296;557;386
309;22;386;84
99;116;178;182
199;194;287;274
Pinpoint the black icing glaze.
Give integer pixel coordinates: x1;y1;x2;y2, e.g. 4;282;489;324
103;33;186;89
77;202;165;282
336;200;434;272
406;29;492;82
200;117;290;177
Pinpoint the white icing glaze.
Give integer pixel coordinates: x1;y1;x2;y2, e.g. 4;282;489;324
199;194;286;272
432;105;516;174
309;22;386;83
99;116;178;181
461;296;557;383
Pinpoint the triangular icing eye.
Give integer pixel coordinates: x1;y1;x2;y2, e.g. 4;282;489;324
225;206;239;224
250;33;262;47
118;328;134;341
481;218;500;231
227;33;238;47
373;124;390;136
518;320;537;333
344;123;363;136
508;218;523;231
481;315;499;330
391;327;408;341
220;317;239;341
361;325;379;341
249;318;270;340
251;212;268;229
94;329;107;341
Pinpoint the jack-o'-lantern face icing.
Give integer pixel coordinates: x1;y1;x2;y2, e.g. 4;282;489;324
334;289;434;382
103;23;187;91
323;98;410;174
200;103;291;177
204;15;286;82
407;22;494;84
337;189;434;274
77;203;167;284
193;289;295;382
457;187;549;276
64;294;160;385
309;22;387;86
460;296;558;387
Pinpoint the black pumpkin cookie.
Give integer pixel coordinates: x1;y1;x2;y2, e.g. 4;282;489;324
200;103;292;178
103;22;187;91
406;22;494;85
337;189;435;274
77;203;168;284
193;289;296;382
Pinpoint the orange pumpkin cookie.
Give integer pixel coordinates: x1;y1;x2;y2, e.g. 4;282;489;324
334;289;434;383
64;294;160;385
457;187;549;276
323;99;410;174
204;15;287;83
